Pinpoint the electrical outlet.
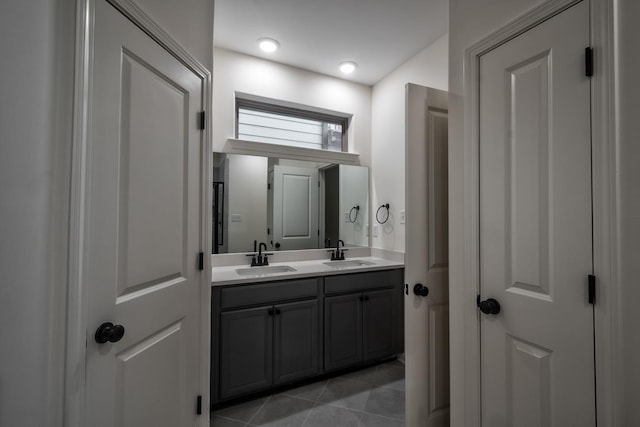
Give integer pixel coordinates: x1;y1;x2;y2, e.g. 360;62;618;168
373;224;378;237
400;210;406;224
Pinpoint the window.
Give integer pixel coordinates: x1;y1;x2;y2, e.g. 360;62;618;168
236;98;349;152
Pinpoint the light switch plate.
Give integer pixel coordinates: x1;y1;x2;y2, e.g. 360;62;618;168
400;210;406;224
373;224;378;237
344;212;350;223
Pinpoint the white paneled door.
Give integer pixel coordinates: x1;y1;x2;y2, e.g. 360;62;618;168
479;2;594;426
84;2;204;426
272;165;319;250
405;84;449;426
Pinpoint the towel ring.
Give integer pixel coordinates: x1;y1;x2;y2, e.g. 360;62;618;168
349;205;360;223
376;203;390;224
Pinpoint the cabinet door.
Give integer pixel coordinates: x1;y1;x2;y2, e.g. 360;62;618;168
362;289;396;361
219;306;273;399
273;300;319;385
324;293;362;371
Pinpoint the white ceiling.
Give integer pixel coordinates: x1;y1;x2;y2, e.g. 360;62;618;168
213;0;449;86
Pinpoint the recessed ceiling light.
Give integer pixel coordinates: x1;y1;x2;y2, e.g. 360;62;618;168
258;38;280;53
339;61;357;74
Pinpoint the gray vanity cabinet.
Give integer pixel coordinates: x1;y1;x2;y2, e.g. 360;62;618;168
212;278;321;404
273;300;319;385
219;306;273;400
362;288;396;360
324;269;403;372
324;293;363;370
211;268;403;405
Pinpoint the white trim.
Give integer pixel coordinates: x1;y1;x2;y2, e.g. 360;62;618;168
460;0;617;424
225;138;362;165
65;1;213;426
65;1;94;425
236;92;354;121
461;31;481;427
590;0;619;425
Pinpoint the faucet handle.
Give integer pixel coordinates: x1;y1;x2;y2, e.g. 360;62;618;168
257;252;273;266
246;253;258;266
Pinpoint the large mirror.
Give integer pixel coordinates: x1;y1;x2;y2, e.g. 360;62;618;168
212;153;369;254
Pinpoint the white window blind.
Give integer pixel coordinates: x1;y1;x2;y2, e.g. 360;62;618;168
236;101;346;152
238;109;324;149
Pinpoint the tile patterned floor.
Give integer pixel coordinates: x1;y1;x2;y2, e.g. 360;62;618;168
211;360;405;427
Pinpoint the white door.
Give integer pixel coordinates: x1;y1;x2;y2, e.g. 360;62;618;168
479;2;594;426
405;83;450;426
84;2;204;426
272;165;319;250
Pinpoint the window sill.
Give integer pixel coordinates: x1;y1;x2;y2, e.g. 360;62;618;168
224;138;361;165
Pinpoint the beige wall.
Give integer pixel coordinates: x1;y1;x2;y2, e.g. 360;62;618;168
1;1;76;426
133;0;213;68
212;48;373;166
226;155;268;252
617;0;640;424
370;34;448;253
214;38;448;255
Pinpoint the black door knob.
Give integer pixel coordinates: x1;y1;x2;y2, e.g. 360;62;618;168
477;296;501;315
95;322;125;344
413;283;429;297
275;242;281;249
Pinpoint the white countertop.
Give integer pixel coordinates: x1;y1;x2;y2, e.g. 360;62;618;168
211;256;404;286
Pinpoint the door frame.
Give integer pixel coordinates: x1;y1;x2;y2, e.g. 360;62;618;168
64;1;212;426
458;0;619;425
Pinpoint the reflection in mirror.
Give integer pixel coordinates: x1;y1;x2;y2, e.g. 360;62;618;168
212;153;368;254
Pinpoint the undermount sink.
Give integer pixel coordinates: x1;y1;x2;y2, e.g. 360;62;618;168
323;260;375;269
235;265;297;276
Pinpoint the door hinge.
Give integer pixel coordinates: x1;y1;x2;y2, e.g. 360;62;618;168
268;183;271;190
267;227;270;235
588;274;596;304
196;395;202;415
198;111;206;130
585;47;594;77
198;252;204;270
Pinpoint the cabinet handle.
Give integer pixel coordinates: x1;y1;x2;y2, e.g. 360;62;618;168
364;295;370;301
268;308;274;316
359;295;364;301
275;308;281;315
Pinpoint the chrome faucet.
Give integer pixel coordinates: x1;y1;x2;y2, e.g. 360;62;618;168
328;239;347;261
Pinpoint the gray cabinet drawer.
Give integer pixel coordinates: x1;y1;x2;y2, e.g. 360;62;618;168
324;269;403;295
220;277;320;309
